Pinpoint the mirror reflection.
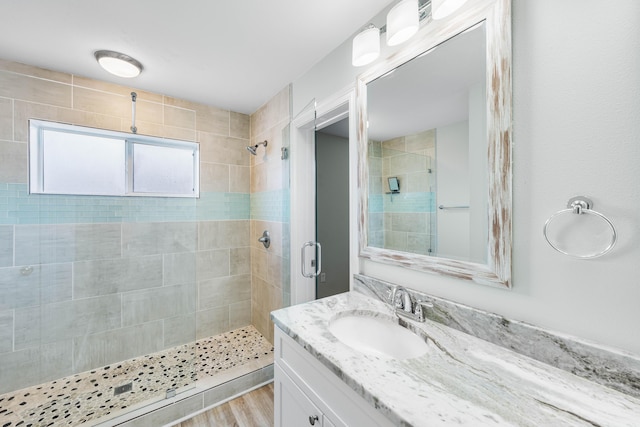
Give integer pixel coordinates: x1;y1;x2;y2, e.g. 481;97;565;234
366;23;488;264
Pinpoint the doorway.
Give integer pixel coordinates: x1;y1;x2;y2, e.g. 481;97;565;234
315;120;350;298
289;90;358;305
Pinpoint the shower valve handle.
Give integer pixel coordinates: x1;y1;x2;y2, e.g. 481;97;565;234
258;230;270;248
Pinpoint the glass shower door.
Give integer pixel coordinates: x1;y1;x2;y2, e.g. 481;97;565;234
281;123;292;308
289;98;319;305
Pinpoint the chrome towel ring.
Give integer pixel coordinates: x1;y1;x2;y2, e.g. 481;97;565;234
543;196;617;259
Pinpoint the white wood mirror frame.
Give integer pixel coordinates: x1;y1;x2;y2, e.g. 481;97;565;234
357;0;512;288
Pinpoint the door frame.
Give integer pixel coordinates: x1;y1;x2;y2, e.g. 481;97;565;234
290;85;358;305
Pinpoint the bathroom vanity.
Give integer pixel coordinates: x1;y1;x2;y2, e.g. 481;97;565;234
271;280;640;426
273;327;394;427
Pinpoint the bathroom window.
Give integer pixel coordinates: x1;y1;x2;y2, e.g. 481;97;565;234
29;120;199;197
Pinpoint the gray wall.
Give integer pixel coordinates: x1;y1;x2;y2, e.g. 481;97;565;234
316;131;350;298
293;0;640;354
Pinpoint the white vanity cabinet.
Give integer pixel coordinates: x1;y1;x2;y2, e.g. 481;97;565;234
274;326;395;427
275;364;338;427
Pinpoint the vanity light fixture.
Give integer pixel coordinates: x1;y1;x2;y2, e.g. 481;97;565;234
352;0;467;67
352;24;381;67
431;0;468;20
386;0;419;46
94;50;143;78
352;0;433;67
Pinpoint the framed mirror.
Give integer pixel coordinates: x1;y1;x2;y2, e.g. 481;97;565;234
357;0;512;288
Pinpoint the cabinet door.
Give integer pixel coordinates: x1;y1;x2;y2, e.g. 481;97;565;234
276;365;323;427
323;415;337;427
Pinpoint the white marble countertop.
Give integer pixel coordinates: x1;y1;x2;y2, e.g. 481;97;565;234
271;292;640;426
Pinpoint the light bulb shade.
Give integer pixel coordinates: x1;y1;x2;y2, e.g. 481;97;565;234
95;50;143;78
432;0;468;20
386;0;419;46
352;26;380;67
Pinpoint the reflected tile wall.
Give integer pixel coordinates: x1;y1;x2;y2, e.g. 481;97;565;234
375;129;436;254
0;58;254;394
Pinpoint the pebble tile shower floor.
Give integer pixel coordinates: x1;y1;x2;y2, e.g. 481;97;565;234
0;326;273;427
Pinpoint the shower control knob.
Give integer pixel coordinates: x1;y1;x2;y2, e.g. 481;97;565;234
308;415;319;425
258;230;271;248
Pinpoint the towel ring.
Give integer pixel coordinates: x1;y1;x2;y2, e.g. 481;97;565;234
543;196;617;259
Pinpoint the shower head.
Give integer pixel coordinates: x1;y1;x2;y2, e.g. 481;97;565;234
246;140;268;156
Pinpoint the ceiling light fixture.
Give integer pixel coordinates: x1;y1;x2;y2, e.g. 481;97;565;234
386;0;419;46
352;25;381;67
431;0;468;20
94;50;143;78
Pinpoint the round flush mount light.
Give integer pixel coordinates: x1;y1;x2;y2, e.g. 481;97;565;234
94;50;143;78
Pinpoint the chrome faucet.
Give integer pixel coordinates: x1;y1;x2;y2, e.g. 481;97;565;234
390;286;433;323
391;286;413;313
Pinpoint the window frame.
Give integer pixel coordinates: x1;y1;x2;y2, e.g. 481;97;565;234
29;119;200;198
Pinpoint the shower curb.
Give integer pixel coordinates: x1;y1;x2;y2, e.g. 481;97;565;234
97;364;274;427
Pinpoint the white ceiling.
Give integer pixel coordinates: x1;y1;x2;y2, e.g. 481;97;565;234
0;0;391;114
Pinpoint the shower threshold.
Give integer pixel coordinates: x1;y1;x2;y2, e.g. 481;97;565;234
0;325;274;427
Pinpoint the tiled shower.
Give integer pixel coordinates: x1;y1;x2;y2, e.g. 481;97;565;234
0;59;290;425
368;129;437;255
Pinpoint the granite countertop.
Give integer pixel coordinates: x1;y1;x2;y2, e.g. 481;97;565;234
271;291;640;426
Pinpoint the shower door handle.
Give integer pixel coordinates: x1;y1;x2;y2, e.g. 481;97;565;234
301;241;322;278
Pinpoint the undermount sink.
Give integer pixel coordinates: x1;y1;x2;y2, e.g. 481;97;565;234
329;312;429;360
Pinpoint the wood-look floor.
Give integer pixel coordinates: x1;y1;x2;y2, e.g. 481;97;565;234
176;383;274;427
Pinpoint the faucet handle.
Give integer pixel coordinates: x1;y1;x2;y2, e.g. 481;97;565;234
414;300;434;322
